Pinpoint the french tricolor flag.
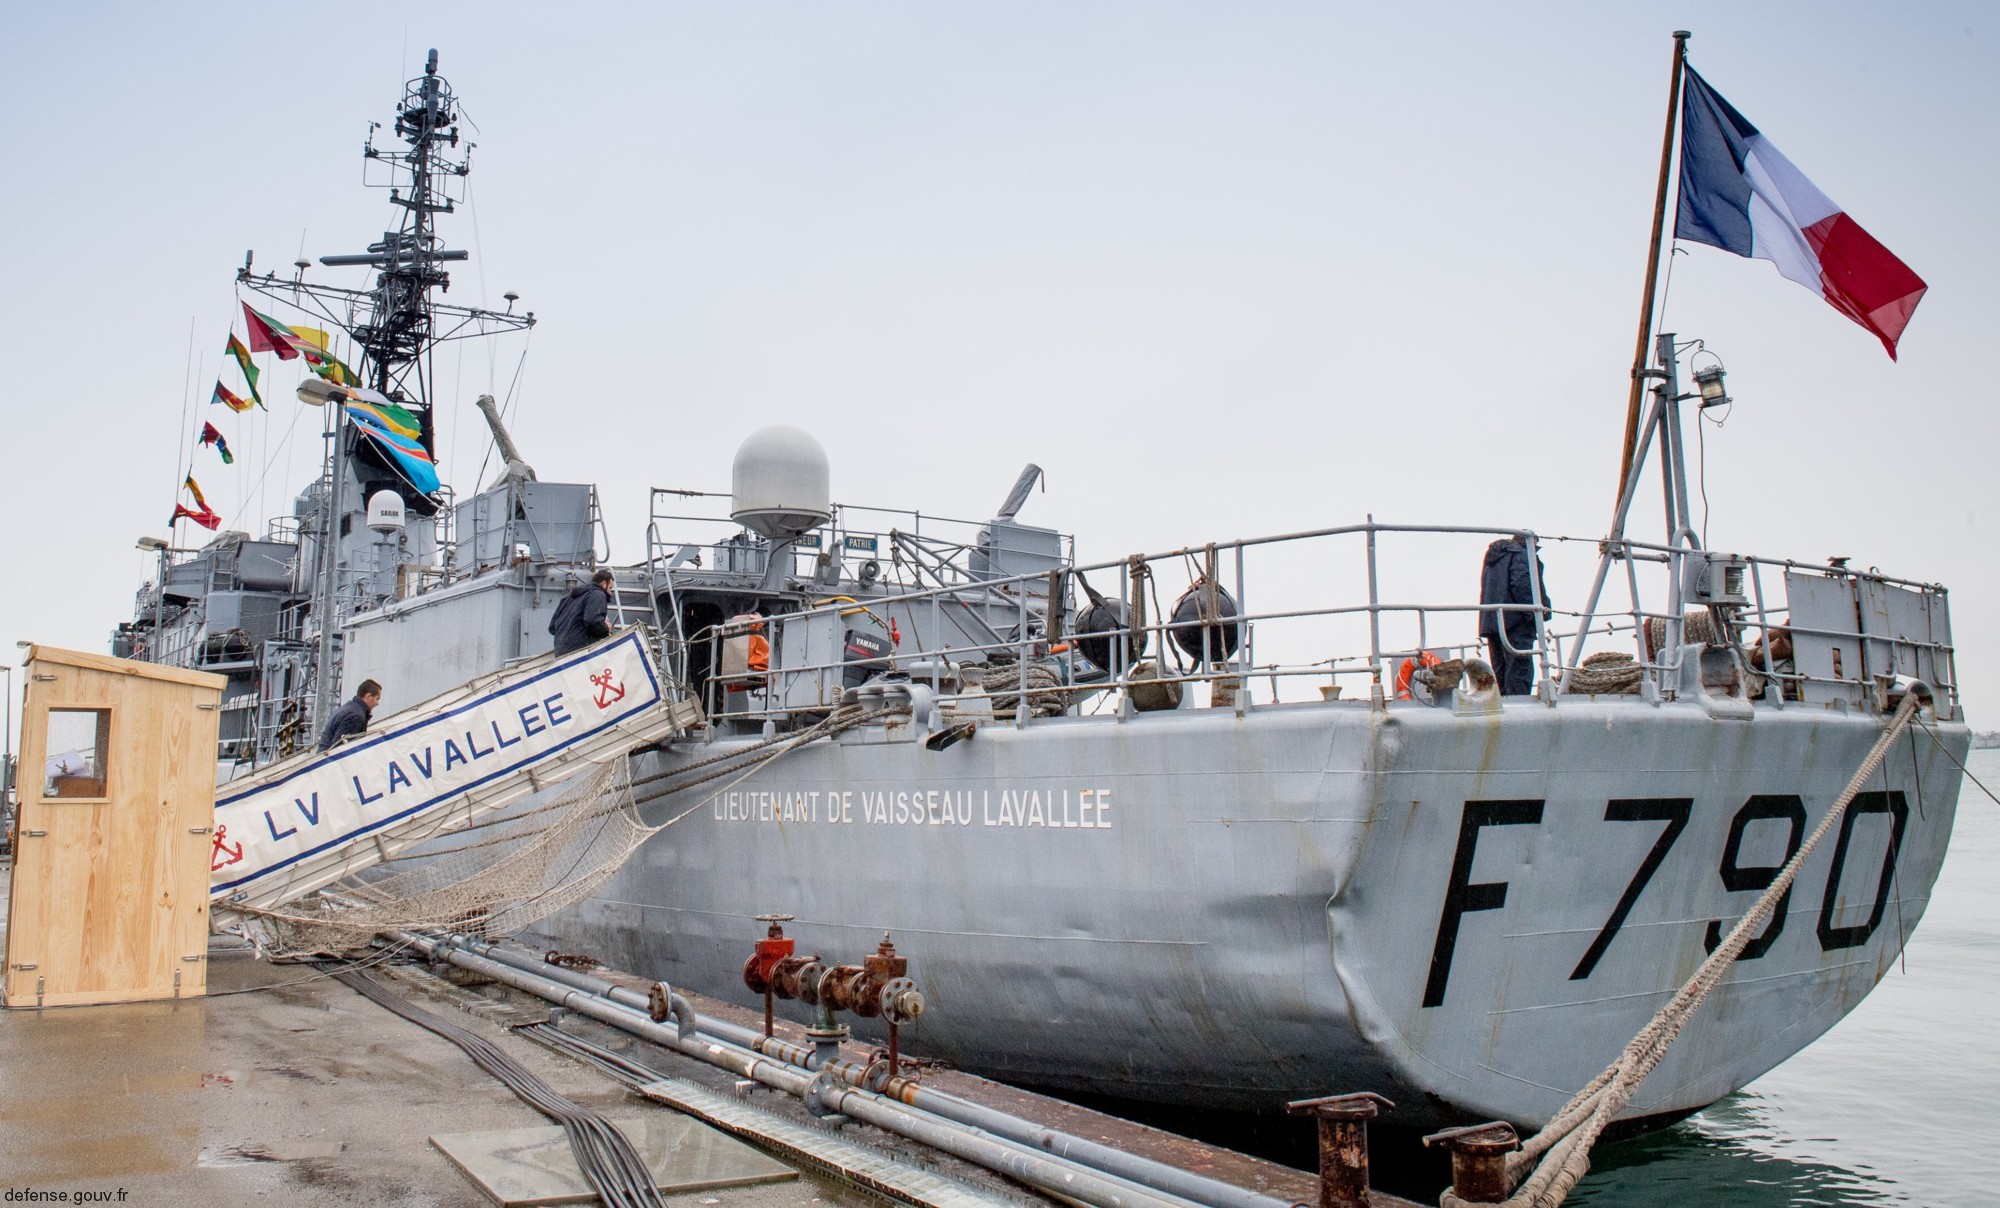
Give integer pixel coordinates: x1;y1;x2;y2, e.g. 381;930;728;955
1675;67;1926;359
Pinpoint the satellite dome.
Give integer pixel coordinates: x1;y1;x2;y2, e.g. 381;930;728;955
731;426;830;541
366;490;406;533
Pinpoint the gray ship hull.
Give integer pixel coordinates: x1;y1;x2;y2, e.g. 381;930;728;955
535;694;1963;1129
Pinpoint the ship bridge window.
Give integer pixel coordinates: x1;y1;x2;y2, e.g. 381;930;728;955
43;708;111;799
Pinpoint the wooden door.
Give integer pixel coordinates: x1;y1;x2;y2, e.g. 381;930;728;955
3;648;223;1008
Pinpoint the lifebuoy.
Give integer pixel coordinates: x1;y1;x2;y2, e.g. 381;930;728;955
1396;651;1443;700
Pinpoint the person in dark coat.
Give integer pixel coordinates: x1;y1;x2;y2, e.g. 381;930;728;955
1478;536;1550;697
550;568;616;656
318;679;382;751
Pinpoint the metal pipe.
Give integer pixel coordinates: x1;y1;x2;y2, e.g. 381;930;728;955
1657;334;1699;550
1523;533;1552;703
431;935;1296;1208
1364;516;1381;673
152;545;168;658
994;463;1043;520
1235;541;1250;714
476;393;538;485
403;935;1216;1208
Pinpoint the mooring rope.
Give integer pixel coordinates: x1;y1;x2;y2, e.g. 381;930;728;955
1445;688;1927;1208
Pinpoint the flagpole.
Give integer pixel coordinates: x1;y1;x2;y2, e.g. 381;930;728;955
1613;30;1691;508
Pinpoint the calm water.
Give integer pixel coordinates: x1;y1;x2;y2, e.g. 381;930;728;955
1567;747;2000;1208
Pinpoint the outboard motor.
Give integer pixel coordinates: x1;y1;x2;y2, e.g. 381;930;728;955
1072;572;1145;672
1169;578;1242;662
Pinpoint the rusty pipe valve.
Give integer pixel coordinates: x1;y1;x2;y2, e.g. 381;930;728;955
818;965;875;1016
863;933;906;980
880;977;924;1024
747;928;925;1071
770;956;828;1005
742;914;799;1039
816;934;910;1017
1286;1092;1393;1208
1422;1121;1520;1204
741;914;796;995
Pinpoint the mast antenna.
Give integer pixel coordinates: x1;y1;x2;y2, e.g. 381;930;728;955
237;49;533;457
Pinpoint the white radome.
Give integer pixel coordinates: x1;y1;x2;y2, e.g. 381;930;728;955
366;490;406;533
730;425;831;541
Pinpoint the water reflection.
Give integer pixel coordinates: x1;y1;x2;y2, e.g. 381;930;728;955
1571;1088;1910;1206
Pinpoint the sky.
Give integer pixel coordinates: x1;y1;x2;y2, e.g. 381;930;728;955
1;2;1995;746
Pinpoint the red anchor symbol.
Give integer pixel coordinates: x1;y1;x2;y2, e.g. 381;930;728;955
590;668;626;710
211;823;244;871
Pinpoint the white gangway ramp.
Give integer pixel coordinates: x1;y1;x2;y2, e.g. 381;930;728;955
208;630;699;921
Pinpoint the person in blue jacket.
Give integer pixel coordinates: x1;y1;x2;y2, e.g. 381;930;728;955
319;679;382;751
1479;536;1550;696
550;568;616;655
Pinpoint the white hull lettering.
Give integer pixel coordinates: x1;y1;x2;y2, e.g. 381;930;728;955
731;784;1113;830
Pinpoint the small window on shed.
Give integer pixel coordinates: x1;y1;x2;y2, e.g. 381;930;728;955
44;709;111;799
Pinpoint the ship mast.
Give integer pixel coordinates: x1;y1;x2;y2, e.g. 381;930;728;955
237;48;534;441
235;48;536;738
1612;30;1691;506
1565;31;1706;695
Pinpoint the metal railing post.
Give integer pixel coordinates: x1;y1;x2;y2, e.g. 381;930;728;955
1017;589;1030;729
1526;533;1553;703
1234;542;1249;715
1365;517;1383;704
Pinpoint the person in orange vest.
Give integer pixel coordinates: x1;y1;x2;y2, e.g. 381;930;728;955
727;614;771;692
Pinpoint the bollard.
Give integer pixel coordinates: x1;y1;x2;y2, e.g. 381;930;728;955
1421;1122;1520;1204
1285;1092;1395;1208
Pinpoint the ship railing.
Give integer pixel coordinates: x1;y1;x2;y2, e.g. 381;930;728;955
644;488;1074;590
428;485;457;585
1564;534;1957;710
686;518;1534;722
432;482;600;589
643;515;697;685
685;519;1954;728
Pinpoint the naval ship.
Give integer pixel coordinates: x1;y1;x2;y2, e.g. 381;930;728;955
119;52;1967;1132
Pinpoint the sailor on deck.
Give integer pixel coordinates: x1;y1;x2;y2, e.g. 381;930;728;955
551;568;616;656
1479;535;1550;696
319;679;382;751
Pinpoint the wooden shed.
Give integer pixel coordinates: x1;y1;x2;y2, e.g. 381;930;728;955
4;646;224;1008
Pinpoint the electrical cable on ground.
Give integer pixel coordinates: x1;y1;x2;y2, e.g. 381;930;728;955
201;934;420;999
333;966;667;1208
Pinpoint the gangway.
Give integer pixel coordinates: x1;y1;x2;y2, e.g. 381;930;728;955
208;629;698;926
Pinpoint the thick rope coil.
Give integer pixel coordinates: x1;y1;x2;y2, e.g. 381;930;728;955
1442;689;1925;1208
1562;650;1645;695
977;661;1067;717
